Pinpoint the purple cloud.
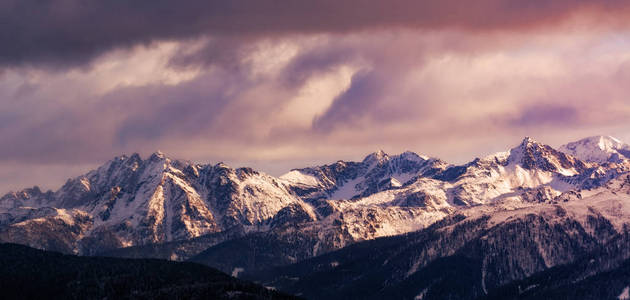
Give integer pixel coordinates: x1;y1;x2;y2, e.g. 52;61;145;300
3;3;630;194
510;104;580;127
2;0;630;68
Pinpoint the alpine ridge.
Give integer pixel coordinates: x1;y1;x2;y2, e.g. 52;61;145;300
3;135;630;290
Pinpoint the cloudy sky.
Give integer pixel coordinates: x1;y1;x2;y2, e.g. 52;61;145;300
2;1;630;193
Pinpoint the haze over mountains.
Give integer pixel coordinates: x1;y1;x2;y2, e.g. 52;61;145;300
4;135;630;299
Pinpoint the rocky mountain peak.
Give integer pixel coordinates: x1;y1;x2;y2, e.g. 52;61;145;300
508;137;587;174
394;151;430;163
362;150;389;165
559;135;630;163
148;150;167;162
521;136;536;145
508;137;546;163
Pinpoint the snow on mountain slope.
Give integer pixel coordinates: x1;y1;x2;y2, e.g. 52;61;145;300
261;174;630;300
263;137;629;253
295;136;629;244
422;136;630;206
559;135;630;163
0;186;54;213
0;152;311;254
0;208;92;254
2;136;630;259
280;150;448;202
295;138;593;243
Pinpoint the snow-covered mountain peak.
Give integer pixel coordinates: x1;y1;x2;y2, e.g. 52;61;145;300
521;136;536;145
114;152;142;161
210;162;239;179
509;136;545;154
515;136;544;150
508;137;545;163
559;136;630;163
278;150;441;202
362;150;389;165
148;150;167;161
596;135;622;146
5;135;630;258
362;150;432;168
505;137;588;176
395;151;429;162
482;150;510;162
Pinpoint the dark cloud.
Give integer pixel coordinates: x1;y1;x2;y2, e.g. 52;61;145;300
510;104;580;127
110;71;245;145
167;37;257;71
3;11;630;194
5;29;630;166
279;42;359;87
2;0;630;68
312;70;386;131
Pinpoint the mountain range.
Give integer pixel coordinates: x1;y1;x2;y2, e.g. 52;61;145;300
3;135;630;299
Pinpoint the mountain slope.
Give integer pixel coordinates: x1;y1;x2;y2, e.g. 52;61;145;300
281;150;447;202
0;150;455;256
484;229;630;300
559;135;630;163
0;153;310;254
253;175;630;299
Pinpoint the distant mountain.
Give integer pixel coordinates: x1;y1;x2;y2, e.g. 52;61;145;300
281;150;445;201
3;135;630;297
0;243;296;300
559;135;630;163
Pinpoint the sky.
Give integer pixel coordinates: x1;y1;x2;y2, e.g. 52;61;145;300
2;1;630;193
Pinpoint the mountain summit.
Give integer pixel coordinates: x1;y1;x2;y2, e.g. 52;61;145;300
559;135;630;163
507;136;588;175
